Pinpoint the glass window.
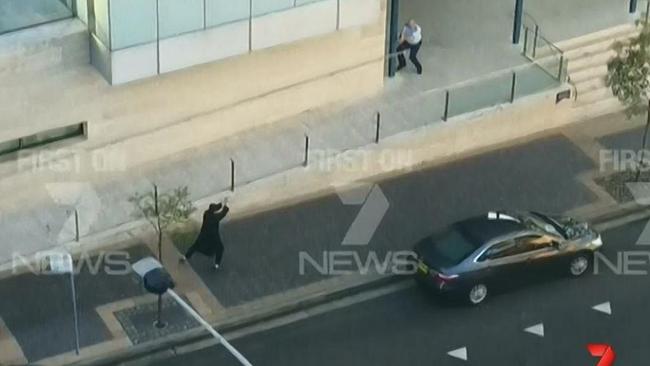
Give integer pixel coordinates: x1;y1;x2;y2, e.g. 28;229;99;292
110;0;157;50
417;228;480;267
252;0;293;17
21;124;85;149
158;0;204;39
0;139;20;156
206;0;250;27
93;0;111;46
0;0;73;35
514;235;555;252
483;239;518;260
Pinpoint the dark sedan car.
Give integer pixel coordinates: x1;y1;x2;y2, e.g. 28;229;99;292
414;211;602;305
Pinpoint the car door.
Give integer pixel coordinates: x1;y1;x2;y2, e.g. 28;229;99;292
475;238;526;292
512;233;563;279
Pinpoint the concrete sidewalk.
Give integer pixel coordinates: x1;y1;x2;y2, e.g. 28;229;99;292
0;111;646;365
0;58;564;267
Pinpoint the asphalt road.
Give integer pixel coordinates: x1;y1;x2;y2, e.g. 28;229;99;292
147;217;650;366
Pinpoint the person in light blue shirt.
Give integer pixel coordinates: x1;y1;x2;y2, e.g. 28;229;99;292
396;19;423;75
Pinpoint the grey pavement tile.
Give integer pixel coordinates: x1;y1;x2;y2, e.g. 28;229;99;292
0;244;151;362
230;128;305;186
90;176;152;234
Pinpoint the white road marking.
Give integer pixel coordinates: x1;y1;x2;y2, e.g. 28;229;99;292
592;302;612;315
447;347;468;361
524;323;544;337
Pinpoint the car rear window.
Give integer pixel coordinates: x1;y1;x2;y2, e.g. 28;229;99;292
418;227;480;268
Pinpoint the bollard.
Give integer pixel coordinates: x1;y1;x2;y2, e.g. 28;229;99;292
375;113;381;144
532;25;539;58
230;159;235;192
303;135;309;167
510;72;517;103
74;209;80;242
442;90;450;121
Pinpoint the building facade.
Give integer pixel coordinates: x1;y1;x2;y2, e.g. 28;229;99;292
0;0;387;169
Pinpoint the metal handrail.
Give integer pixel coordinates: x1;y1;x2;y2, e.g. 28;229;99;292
415;60;565;99
520;11;566;82
522;11;564;55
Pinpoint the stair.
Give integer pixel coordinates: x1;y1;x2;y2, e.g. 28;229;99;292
559;23;639;118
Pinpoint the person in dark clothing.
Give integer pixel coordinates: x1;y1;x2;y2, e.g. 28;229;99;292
396;19;423;74
181;201;229;270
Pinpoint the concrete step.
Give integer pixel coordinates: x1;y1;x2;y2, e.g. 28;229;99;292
569;64;608;84
575;77;607;94
568;49;617;73
556;23;638;51
563;32;637;61
576;86;613;105
571;96;624;121
0;18;89;78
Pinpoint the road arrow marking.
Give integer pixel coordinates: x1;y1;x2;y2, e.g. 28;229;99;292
592;302;612;315
447;347;468;361
524;323;544;337
635;218;650;245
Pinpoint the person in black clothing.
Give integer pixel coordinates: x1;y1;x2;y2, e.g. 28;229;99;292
181;201;229;270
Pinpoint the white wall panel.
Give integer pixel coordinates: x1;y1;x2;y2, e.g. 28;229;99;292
338;0;381;29
159;20;249;74
251;0;337;50
111;43;157;84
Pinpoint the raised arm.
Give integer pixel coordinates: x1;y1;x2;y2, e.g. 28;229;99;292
214;205;230;221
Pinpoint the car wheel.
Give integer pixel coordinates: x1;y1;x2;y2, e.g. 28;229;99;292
569;253;591;277
468;283;488;305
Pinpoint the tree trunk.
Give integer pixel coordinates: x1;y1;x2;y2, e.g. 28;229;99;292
636;99;650;181
154;184;162;263
157;229;163;263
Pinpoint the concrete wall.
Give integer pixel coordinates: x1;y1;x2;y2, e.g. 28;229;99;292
159;20;250;74
0;0;387;174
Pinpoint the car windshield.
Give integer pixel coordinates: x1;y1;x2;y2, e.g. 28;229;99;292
417;226;480;268
530;212;567;238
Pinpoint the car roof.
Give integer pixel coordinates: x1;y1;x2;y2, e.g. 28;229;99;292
455;212;527;245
